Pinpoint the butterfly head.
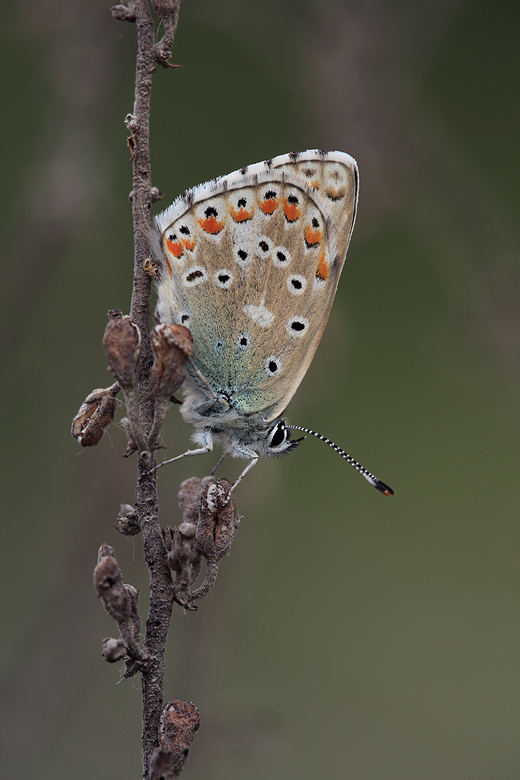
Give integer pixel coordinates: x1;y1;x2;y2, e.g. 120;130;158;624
190;412;305;461
253;419;305;458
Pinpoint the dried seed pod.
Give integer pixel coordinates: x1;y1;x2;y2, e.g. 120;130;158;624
103;312;141;391
159;699;200;760
163;522;200;582
196;479;236;562
71;386;118;446
94;552;131;622
150;323;193;400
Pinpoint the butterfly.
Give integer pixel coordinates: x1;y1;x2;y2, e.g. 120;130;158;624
153;150;393;496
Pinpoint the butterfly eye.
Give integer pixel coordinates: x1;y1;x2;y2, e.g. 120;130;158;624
267;421;288;449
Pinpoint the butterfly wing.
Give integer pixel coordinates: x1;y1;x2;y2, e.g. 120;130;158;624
154;150;358;421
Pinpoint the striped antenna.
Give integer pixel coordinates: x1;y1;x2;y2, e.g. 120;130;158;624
288;425;394;497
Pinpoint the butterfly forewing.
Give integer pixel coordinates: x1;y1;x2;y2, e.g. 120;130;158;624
270;151;358;264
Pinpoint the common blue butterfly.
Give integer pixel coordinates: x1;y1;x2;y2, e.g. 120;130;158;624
153;150;393;496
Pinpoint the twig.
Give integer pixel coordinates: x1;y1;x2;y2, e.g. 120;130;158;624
70;2;241;776
111;0;183;775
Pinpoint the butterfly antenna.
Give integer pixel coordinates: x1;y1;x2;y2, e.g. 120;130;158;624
288;425;395;497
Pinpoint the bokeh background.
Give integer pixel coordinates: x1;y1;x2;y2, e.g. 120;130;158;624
2;0;520;777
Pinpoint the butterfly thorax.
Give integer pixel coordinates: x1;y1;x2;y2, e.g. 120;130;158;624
179;372;301;459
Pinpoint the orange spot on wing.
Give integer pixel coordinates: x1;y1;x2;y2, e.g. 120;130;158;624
182;238;195;251
199;215;224;234
260;197;279;215
230;206;254;222
304;225;322;246
315;247;329;281
166;238;183;258
311;179;320;188
283;197;301;222
165;257;173;277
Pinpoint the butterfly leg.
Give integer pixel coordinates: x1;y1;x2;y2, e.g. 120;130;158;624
152;430;214;474
210;452;227;476
227;445;260;497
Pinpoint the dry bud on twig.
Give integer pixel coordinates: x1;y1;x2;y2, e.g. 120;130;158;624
111;3;136;22
164;477;237;608
103;310;150;457
103;310;141;392
117;503;140;535
163;523;201;610
143;257;160;278
191;479;236;601
148;700;200;779
148;323;193;447
71;385;119;446
94;544;149;673
150;323;193;401
102;637;128;663
94;547;131;622
195;479;235;562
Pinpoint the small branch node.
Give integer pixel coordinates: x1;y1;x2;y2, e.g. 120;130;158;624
125;113;138;131
117;503;141;535
150;186;164;203
139;448;153;470
102;637;128;663
143;257;161;278
111;3;137;22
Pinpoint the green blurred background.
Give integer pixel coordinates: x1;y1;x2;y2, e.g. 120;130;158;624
2;0;520;777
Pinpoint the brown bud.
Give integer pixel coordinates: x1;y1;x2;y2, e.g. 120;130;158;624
112;3;137;22
152;0;179;21
103;313;141;390
196;479;236;562
119;416;138;458
71;387;118;446
150;187;164;203
158;700;200;773
177;477;203;525
143;257;160;278
94;552;131;622
163;523;200;583
150;323;193;400
117;503;140;535
102;637;127;662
